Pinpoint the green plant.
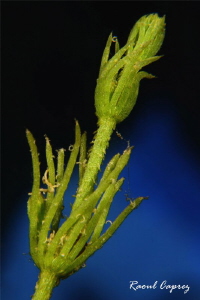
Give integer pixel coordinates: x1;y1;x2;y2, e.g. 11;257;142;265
27;14;165;300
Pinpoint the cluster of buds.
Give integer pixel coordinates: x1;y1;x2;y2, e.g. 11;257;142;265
27;122;145;284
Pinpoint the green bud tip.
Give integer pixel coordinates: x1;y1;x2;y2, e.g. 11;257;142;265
95;13;166;124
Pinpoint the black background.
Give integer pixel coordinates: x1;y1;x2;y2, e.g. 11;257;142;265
2;2;200;300
2;0;200;236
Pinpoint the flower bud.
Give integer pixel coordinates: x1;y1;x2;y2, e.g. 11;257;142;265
95;14;165;124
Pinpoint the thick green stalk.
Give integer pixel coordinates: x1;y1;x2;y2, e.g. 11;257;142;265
31;271;59;300
72;116;116;210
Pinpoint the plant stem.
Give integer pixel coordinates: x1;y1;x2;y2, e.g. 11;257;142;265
32;270;59;300
73;116;116;211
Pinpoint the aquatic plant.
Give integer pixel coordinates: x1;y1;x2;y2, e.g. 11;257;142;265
27;14;165;300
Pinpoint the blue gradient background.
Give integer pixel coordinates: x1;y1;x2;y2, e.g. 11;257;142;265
2;2;200;300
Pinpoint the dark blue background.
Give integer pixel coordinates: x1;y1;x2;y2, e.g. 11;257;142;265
2;2;200;300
